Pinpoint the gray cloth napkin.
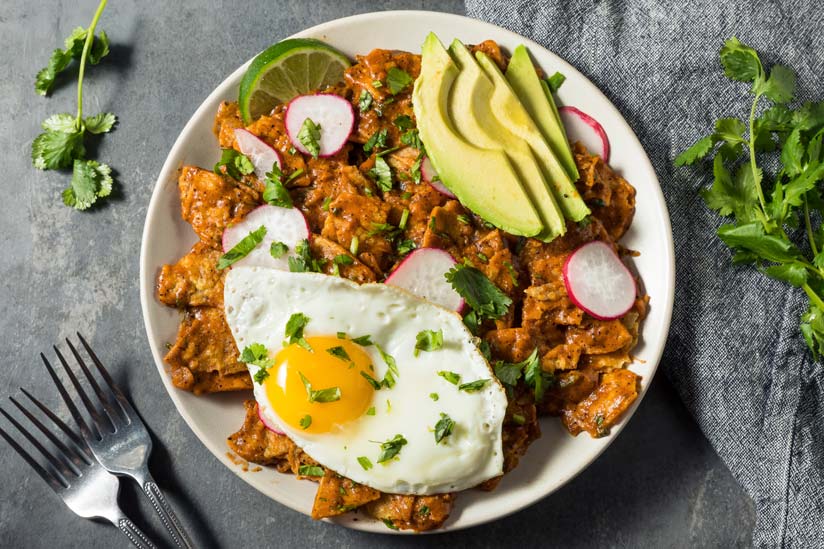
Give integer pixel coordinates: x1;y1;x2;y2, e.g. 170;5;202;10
464;0;824;546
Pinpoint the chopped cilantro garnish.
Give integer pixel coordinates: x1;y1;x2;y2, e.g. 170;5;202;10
358;89;373;113
393;115;414;130
364;128;388;153
372;79;383;88
288;239;324;273
400;128;424;150
214;149;254;180
351;334;373;346
262;165;294;208
458;379;489;393
504;261;519;286
369;156;393;191
434;413;455;444
512;413;526;426
445;264;512;321
375;344;399;388
414;329;443;357
334;254;354;266
299;372;341;403
522;348;553;401
298;465;324;477
284;312;311;350
399;208;410;230
477;252;489;263
217;225;266;270
546;71;566;93
418;505;430;517
366;406;376;416
321;196;332;211
396;239;416;257
288;146;297;155
382;518;398;530
457;214;471;225
437;371;461;385
376;434;407;463
386;67;413;94
429;392;439;401
297;118;321;158
357;456;373;470
270;241;288;259
367;221;401;239
337;332;346;339
326;345;351;362
360;371;382;390
299;414;312;429
240;343;274;384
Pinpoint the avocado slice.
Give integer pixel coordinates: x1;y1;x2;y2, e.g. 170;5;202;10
506;45;579;182
413;33;543;238
447;40;565;241
475;52;590;222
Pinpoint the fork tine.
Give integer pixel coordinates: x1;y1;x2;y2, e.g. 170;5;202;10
41;352;98;441
0;421;64;491
9;395;85;475
53;345;112;437
0;404;72;487
65;338;125;426
76;333;134;419
19;388;93;464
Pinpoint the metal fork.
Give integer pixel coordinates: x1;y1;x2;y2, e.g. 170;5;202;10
42;334;196;549
0;389;156;548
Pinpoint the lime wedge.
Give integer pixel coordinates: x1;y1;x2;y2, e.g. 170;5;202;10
238;38;351;124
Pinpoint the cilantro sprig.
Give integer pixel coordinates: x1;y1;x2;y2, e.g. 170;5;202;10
676;37;824;358
445;264;512;333
31;0;116;210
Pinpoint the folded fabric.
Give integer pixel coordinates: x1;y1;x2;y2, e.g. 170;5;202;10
464;0;824;546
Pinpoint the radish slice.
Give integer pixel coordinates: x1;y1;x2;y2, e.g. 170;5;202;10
563;241;636;320
257;406;285;435
284;94;354;157
421;156;456;198
385;248;464;311
222;205;310;270
234;128;282;180
558;106;610;162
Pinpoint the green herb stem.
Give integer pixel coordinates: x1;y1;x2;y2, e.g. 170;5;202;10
803;283;824;311
76;0;108;125
748;93;766;215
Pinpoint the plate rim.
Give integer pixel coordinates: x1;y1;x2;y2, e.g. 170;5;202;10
139;9;675;534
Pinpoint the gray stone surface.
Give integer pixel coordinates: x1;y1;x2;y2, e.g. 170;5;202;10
0;1;754;547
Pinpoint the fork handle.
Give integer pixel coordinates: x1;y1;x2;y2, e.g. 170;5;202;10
118;517;158;549
142;474;196;549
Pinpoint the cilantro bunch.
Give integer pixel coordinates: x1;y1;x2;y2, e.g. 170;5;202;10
676;37;824;358
31;0;117;210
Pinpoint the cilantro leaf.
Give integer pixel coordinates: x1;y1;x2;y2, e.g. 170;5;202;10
760;65;796;104
376;434;407;463
546;72;566;93
299;372;341;403
375;344;399;388
357;456;373;470
386;67;413;94
351;334;373;346
370;156;393;191
263;167;293;208
493;360;523;386
720;37;763;84
288;239;324;273
393;115;414;131
42;113;78;133
217;225;266;270
717;222;800;263
299;415;312;429
326;345;351;362
364;128;388;153
297;118;321;158
270;241;289;259
437;371;460;385
35;49;73;96
83;112;116;134
298;465;324;477
32;129;85;170
522;348;552;401
358;90;373;113
240;343;275;384
414;329;443;357
62;159;112;210
35;27;110;96
763;263;807;287
433;413;455;444
674;135;717;167
445;264;512;320
285;312;311;350
700;156;759;222
214;149;254;180
458;379;489;393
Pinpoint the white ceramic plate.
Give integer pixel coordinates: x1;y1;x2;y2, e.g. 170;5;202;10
139;10;675;534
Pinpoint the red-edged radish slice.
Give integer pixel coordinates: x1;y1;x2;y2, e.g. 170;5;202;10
284;94;355;157
421;156;457;198
222;205;310;270
257;406;285;435
234;128;282;180
563;241;636;320
558;106;610;162
385;248;464;311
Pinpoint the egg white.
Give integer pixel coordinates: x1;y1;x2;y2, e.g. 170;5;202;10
224;266;508;495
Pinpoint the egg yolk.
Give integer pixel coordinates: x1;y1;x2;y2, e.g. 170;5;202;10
264;336;375;433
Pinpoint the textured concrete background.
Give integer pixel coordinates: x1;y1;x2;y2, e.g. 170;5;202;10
0;0;754;547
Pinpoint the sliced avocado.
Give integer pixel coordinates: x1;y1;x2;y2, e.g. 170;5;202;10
412;33;543;238
447;39;565;241
475;51;590;222
506;46;579;182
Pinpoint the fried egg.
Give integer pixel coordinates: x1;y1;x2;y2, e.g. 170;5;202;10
223;266;507;494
